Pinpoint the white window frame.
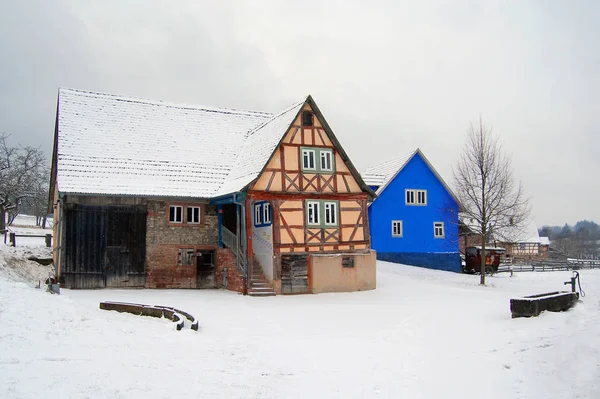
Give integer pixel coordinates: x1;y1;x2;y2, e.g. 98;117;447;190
406;189;427;205
434;222;445;238
186;206;201;224
263;203;271;224
319;149;333;172
169;205;183;223
307;201;320;226
254;203;262;225
323;201;338;226
301;148;317;171
392;220;403;237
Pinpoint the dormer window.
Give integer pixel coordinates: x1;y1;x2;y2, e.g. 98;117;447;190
302;111;314;126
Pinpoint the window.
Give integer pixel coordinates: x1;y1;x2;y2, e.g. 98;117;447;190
307;201;320;226
169;205;183;223
406;189;427;205
392;220;403;237
302;111;314;126
263;203;271;224
178;248;195;266
301;148;316;171
254;203;262;225
306;200;339;227
434;222;445;238
320;150;333;172
254;202;272;227
324;201;337;226
187;206;201;224
301;147;335;173
168;204;203;225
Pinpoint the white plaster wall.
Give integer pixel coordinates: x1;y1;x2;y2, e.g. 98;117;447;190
252;224;274;280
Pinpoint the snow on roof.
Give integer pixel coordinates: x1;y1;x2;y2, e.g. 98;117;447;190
215;98;306;196
55;88;299;198
361;149;461;208
540;236;550;246
461;216;542;244
361;151;415;193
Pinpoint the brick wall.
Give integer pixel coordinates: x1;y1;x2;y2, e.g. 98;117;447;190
146;200;218;288
215;247;246;294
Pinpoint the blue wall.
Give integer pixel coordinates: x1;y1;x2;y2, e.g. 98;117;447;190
368;152;460;272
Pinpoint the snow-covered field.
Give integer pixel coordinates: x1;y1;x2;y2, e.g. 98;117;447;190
1;229;599;398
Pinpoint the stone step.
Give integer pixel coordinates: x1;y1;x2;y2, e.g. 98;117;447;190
249;286;275;291
248;290;276;297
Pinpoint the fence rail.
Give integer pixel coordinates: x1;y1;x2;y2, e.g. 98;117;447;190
4;230;52;247
499;260;600;273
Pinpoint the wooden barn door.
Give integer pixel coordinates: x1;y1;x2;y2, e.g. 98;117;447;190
281;254;309;294
64;205;146;288
104;207;146;287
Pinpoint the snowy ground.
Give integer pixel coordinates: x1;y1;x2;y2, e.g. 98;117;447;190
1;232;599;398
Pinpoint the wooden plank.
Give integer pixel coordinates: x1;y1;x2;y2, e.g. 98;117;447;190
265;171;276;191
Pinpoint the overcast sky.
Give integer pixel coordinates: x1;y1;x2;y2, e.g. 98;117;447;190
1;1;598;226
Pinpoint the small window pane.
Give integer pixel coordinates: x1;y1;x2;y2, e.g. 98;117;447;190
434;222;444;238
302;149;316;170
392;220;403;237
324;202;337;225
320;151;333;171
307;202;319;225
302;111;313;126
255;204;262;226
169;205;183;223
263;203;271;224
187;206;201;223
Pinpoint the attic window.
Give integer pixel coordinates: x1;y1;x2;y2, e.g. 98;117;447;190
302;111;314;126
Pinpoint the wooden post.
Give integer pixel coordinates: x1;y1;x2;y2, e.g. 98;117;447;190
217;205;223;248
45;234;52;248
9;232;16;247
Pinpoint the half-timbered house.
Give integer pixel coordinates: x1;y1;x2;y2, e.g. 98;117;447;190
49;88;376;295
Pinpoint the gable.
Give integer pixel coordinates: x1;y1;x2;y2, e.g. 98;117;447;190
363;149;460;209
250;102;369;195
378;153;458;210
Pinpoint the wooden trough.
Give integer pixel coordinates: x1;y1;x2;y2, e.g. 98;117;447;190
99;301;199;331
510;291;579;318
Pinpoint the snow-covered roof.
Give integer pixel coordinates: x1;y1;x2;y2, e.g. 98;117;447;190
361;152;413;191
54;88;303;198
215;99;306;196
540;236;550;246
461;216;542;244
361;148;461;207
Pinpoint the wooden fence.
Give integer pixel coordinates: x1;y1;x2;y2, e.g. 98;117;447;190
3;230;52;247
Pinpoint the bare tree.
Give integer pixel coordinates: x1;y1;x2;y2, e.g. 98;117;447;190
453;118;530;284
0;134;48;230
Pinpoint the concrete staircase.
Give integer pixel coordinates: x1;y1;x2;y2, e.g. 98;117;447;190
248;266;276;297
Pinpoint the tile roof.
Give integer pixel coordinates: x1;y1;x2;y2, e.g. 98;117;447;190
215;98;306;196
55;88;297;198
361;151;415;193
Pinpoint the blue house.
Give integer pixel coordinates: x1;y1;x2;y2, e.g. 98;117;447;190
362;149;461;272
